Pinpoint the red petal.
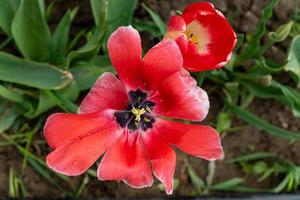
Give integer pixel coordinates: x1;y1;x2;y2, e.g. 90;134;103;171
182;2;216;24
151;70;209;121
107;26;143;89
142;39;183;90
78;72;128;114
97;132;153;188
155;118;223;161
141;131;176;194
179;3;237;71
45;112;112;149
46;110;121;176
167;15;186;32
183;14;237;71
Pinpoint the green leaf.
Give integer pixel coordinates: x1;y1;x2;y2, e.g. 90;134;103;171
11;0;51;61
133;19;162;38
102;0;137;50
272;80;300;117
29;82;79;118
188;166;206;194
253;161;269;174
230;104;300;140
0;85;24;103
141;3;166;36
284;35;300;87
71;64;114;91
44;88;78;114
227;152;277;163
254;57;286;74
271;173;290;193
93;54;111;66
51;7;78;65
0;107;19;132
239;77;300;117
66;0;108;68
234;34;244;51
27;157;57;187
0;0;20;35
211;178;244;191
216;112;232;133
237;0;279;63
269;21;294;43
0;52;72;89
90;0;108;26
225;82;239;104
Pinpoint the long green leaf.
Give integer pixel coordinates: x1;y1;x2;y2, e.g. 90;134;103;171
272;80;300;117
27;82;79;118
237;0;279;63
90;0;107;27
230;104;300;140
102;0;137;51
141;3;166;36
11;0;51;61
227;152;277;163
132;19;162;38
51;7;78;65
210;178;244;190
66;0;108;68
187;166;206;194
0;52;72;89
0;85;24;103
0;107;19;132
71;64;114;91
0;0;20;35
239;78;300;117
284;35;300;87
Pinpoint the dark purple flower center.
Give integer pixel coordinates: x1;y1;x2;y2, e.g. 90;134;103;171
114;89;155;131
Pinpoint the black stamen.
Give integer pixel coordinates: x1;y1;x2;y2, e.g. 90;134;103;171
114;89;155;132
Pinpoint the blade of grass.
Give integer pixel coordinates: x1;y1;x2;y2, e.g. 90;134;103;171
227;152;277;163
237;0;279;64
0;132;71;184
210;177;244;191
44;90;78;113
75;174;89;197
141;3;166;36
22;119;43;175
230;104;300;140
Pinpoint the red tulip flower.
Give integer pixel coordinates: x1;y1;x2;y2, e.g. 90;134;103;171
165;2;237;72
44;26;223;194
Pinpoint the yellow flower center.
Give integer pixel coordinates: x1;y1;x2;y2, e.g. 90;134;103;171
131;107;147;122
185;30;200;45
184;20;210;53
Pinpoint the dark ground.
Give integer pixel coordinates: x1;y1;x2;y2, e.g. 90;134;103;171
0;0;300;198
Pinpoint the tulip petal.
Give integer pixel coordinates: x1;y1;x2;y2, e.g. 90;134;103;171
165;2;237;72
45;112;114;149
167;16;186;32
98;132;153;188
78;72;128;114
183;13;237;71
142;39;183;90
46;110;121;176
107;26;143;89
155;118;223;161
141;131;176;194
151;70;209;121
182;2;216;24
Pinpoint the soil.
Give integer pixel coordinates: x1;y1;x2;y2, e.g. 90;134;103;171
0;0;300;198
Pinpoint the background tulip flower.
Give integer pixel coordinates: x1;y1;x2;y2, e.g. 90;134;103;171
44;26;223;194
165;2;237;72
